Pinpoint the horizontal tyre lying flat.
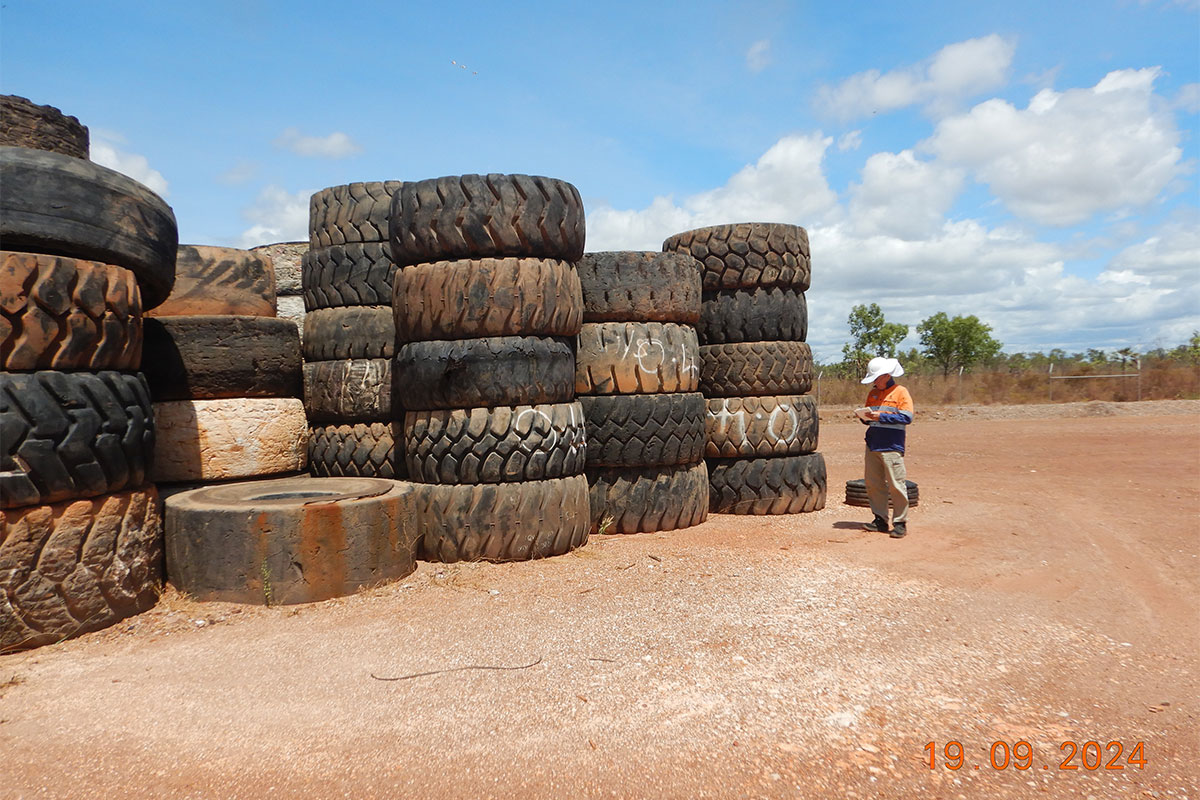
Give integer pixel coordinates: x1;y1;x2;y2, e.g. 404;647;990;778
0;95;89;160
150;245;275;318
302;243;396;310
308;422;405;480
303;359;396;422
662;222;811;292
576;322;700;396
844;478;920;508
309;181;402;250
576;251;701;324
697;287;808;344
587;461;708;535
302;306;395;361
699;341;814;397
707;452;827;515
705;395;818;458
580;392;706;468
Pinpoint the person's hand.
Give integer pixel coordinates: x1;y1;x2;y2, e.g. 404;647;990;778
864;410;880;421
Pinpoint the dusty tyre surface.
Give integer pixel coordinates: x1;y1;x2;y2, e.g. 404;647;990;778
396;336;574;411
698;287;808;344
708;453;827;515
705;395;818;458
415;474;590;563
393;257;583;342
307;422;405;479
389;174;585;267
165;476;419;605
576;322;700;396
141;316;301;400
150;245;275;318
302;306;395;361
303;359;396;423
404;402;585;484
302;243;395;310
0;146;177;309
576;251;701;324
1;251;142;370
662;222;811;292
587;461;708;534
0;95;89;159
699;341;814;397
844;478;920;508
580;392;706;468
1;486;162;653
309;181;402;249
0;371;152;509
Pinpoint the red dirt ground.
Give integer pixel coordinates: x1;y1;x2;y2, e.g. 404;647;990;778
2;401;1197;799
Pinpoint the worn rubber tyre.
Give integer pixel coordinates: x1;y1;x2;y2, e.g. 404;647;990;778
396;336;574;411
706;395;818;458
302;243;395;310
389;174;586;267
404;402;585;484
576;322;700;396
165;476;419;605
0;95;89;160
662;222;811;292
141;316;301;401
0;371;152;509
576;251;701;324
303;359;396;423
844;478;920;508
1;486;162;653
302;306;394;360
309;181;402;249
587;461;708;534
699;342;814;397
394;257;583;343
150;398;307;483
149;245;275;318
580;392;706;468
0;146;177;309
698;287;808;344
708;453;827;515
308;422;405;479
1;251;142;371
415;474;589;563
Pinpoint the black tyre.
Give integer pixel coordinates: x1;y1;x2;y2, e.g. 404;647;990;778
705;395;818;458
699;341;814;397
580;392;706;468
308;422;406;479
0;95;89;160
303;359;397;423
587;461;708;534
576;251;701;323
302;306;395;361
309;181;402;249
151;245;276;318
662;222;810;292
708;453;827;515
302;243;396;310
844;478;920;508
698;287;808;344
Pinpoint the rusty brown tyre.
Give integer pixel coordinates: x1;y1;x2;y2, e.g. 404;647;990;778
302;306;395;361
587;461;708;534
389;174;585;267
1;486;162;653
0;95;89;159
698;287;808;344
580;392;706;468
302;243;396;310
393;257;583;343
309;181;402;249
576;251;701;324
396;336;574;411
708;453;827;515
705;395;818;458
0;146;177;309
699;341;814;397
844;479;919;508
308;422;405;480
415;474;589;563
141;316;301;400
404;402;586;484
165;476;419;605
303;359;397;423
149;245;275;318
1;251;142;370
662;222;811;292
576;322;700;396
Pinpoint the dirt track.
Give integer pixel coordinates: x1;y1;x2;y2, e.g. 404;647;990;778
2;401;1197;799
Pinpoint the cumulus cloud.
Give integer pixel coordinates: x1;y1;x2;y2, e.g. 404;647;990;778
746;39;770;73
847;150;965;239
816;34;1015;120
924;67;1185;226
89;134;169;197
837;130;863;152
237;185;311;248
1175;82;1200;113
273;127;362;158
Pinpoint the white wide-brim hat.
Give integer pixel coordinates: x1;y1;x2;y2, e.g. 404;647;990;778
861;356;904;384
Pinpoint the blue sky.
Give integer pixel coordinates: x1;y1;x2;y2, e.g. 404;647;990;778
2;0;1197;361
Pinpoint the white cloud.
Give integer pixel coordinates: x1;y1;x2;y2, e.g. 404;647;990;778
848;150;965;239
273;127;362;159
1175;82;1200;113
816;34;1015;120
217;161;258;185
746;39;770;73
238;185;311;248
837;130;862;152
89;135;169;198
924;68;1185;226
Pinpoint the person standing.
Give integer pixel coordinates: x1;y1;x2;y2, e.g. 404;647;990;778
857;357;914;538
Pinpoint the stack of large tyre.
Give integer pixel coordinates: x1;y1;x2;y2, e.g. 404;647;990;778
662;223;826;514
1;97;173;650
251;241;307;335
389;174;591;562
574;252;709;534
303;181;406;480
142;245;306;486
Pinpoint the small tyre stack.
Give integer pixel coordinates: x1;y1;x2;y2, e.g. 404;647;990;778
142;246;306;486
1;99;174;651
574;252;708;534
663;223;826;515
389;174;591;563
304;182;405;480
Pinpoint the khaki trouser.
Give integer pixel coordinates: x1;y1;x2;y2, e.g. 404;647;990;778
864;448;908;524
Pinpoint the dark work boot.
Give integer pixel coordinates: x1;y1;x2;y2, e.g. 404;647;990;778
862;515;889;533
890;521;907;538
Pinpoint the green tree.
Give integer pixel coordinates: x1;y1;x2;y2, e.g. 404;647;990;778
917;312;1003;376
841;303;909;377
